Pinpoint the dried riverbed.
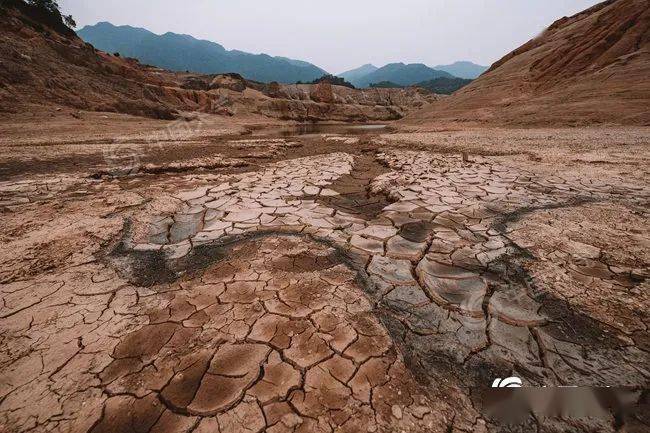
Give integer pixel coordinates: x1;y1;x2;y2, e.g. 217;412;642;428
1;122;648;433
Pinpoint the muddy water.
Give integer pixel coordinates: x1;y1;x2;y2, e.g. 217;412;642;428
0;122;389;180
262;123;388;137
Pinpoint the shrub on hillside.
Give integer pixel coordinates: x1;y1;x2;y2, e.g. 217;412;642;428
415;77;472;94
307;74;355;89
369;81;403;88
3;0;76;35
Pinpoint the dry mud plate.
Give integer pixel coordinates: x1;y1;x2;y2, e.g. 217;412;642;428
1;138;649;432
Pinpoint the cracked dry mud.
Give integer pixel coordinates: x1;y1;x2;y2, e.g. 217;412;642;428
1;132;649;433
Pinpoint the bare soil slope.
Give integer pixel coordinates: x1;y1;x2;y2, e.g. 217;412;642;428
403;0;650;127
0;1;222;119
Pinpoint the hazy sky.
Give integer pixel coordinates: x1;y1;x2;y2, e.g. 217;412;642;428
59;0;600;73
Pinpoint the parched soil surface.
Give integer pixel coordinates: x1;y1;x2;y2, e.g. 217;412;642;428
0;121;649;433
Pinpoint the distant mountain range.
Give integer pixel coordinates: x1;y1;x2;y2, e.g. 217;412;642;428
338;61;487;88
77;22;328;83
345;63;453;88
432;61;488;79
77;22;488;88
338;64;379;84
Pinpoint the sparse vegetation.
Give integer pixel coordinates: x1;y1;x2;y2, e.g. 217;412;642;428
5;0;77;33
370;77;472;94
369;81;403;88
26;0;59;13
63;13;76;28
415;77;472;94
307;74;355;89
27;0;75;27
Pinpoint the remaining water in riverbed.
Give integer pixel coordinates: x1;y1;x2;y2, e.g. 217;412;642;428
261;123;388;137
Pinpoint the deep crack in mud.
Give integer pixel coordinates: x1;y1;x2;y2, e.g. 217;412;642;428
305;153;393;220
92;234;449;432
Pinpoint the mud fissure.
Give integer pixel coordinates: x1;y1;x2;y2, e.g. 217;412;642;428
308;153;393;220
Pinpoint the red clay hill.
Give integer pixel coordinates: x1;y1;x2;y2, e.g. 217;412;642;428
403;0;650;127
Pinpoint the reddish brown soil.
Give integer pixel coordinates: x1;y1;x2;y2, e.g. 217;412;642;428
0;1;649;432
402;0;650;127
1;121;648;433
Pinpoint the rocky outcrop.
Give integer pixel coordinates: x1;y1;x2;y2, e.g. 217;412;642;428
209;73;247;92
240;82;436;121
310;81;335;103
175;75;438;121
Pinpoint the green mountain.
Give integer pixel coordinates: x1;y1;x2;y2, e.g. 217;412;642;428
338;64;378;84
368;81;402;88
368;77;472;95
77;22;328;83
432;61;488;79
351;63;453;88
414;77;472;94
